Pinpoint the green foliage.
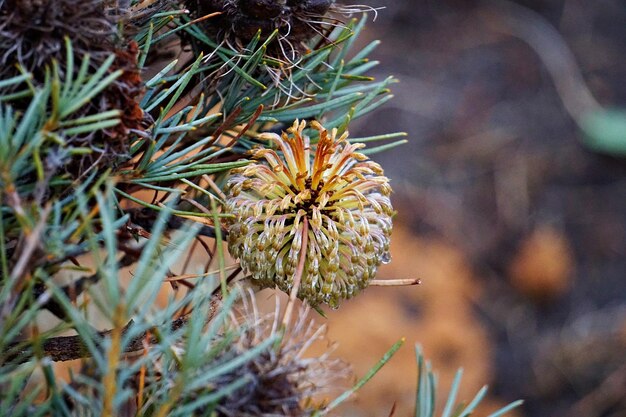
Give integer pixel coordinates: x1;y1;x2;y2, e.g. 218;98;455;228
137;10;406;146
0;187;282;416
0;41;122;192
413;346;522;417
313;338;406;416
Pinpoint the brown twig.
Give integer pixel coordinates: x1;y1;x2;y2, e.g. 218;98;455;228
4;294;221;364
282;216;309;328
9;204;51;287
32;254;137;321
202;174;228;201
223;104;264;148
127;206;224;239
163;265;240;282
369;278;422;286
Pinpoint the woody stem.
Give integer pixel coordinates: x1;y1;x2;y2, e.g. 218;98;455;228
282;215;309;328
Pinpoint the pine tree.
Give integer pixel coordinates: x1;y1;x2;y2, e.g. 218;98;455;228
0;1;520;415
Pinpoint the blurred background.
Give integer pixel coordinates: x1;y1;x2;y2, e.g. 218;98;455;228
324;1;626;416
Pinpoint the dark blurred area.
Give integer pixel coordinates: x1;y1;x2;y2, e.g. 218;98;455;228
345;1;626;416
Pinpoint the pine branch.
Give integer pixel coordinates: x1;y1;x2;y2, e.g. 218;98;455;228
31;254;137;321
4;294;221;364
